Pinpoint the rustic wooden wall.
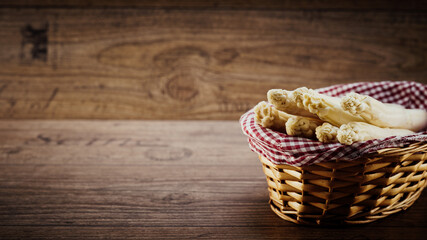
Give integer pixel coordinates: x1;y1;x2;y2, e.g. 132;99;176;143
0;1;426;119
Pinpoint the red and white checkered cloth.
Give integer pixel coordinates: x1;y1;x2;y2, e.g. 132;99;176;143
240;81;427;166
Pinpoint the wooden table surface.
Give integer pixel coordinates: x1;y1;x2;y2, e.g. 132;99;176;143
0;120;426;239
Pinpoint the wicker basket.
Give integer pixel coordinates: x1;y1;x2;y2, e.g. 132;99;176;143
259;142;427;225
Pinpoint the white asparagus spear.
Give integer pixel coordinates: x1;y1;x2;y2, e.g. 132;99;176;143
291;87;313;109
292;87;343;108
285;116;323;138
253;101;323;138
293;88;365;126
267;89;318;118
337;122;415;145
315;122;340;143
253;101;289;131
341;92;427;131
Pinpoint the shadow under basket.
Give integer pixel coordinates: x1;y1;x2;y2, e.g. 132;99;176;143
259;142;427;225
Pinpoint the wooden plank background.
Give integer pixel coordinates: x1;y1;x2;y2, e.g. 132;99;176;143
1;120;426;239
2;0;427;10
0;1;426;119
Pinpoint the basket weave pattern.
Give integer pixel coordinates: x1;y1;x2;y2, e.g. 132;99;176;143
260;142;427;225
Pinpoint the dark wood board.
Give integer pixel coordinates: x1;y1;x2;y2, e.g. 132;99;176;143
1;0;427;10
0;8;426;119
0;121;426;239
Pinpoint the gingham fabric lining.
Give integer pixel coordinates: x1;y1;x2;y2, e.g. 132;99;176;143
240;81;427;166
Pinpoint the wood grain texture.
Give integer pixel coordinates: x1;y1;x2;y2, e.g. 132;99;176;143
0;8;426;119
2;0;427;10
0;121;426;239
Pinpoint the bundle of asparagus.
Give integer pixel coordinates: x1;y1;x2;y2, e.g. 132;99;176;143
253;101;323;138
254;87;427;145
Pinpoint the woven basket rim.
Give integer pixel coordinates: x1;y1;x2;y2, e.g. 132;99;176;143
263;142;427;168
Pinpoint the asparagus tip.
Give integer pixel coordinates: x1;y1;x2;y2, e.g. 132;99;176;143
302;91;326;115
337;123;360;145
267;89;287;109
341;92;368;115
285;116;319;138
315;123;339;143
291;87;311;107
253;102;275;128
